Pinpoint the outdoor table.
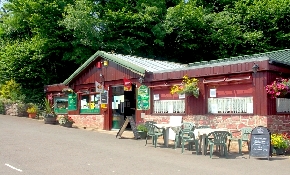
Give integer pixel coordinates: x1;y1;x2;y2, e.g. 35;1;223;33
154;123;182;147
193;128;228;155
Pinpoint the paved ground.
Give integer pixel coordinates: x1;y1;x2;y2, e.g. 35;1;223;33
0;115;289;175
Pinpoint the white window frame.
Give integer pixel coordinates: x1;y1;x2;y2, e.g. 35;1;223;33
208;97;253;114
276;98;290;113
153;100;185;114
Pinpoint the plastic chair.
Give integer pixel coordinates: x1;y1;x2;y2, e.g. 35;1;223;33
180;129;199;155
145;123;163;148
174;122;195;149
207;131;231;158
228;127;252;154
144;121;157;144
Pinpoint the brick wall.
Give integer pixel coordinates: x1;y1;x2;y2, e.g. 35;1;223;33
143;115;290;135
69;115;104;129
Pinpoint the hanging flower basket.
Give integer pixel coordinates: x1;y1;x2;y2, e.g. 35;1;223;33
170;75;199;98
265;78;290;98
62;87;74;95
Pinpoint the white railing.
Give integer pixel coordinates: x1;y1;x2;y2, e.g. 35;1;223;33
208;97;253;114
276;98;290;113
153;100;185;114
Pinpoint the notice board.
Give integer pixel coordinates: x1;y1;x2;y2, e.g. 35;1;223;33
249;126;272;160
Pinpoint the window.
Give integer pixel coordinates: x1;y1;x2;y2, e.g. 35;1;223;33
54;97;68;114
153;100;185;114
80;88;101;114
276;98;290;113
208;97;253;114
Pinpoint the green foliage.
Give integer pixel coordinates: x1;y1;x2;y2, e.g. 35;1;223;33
1;0;290;101
137;124;148;132
0;79;25;102
43;98;54;114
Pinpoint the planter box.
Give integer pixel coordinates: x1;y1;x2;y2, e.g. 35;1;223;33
44;117;57;124
273;147;285;155
137;131;147;139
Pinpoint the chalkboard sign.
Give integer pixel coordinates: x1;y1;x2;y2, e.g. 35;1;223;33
100;91;108;104
116;116;140;139
68;93;77;110
137;85;150;110
249;126;271;160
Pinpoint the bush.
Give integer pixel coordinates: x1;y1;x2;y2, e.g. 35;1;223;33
137;124;148;132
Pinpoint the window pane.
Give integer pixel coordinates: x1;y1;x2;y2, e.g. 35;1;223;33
153;100;185;114
208;97;253;114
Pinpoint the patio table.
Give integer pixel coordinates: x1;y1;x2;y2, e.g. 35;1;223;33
193;128;228;155
154;123;182;147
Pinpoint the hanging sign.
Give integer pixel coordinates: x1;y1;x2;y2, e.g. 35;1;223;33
95;81;103;92
137;85;150;110
123;78;132;91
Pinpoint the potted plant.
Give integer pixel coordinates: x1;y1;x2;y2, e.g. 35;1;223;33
170;75;199;98
265;78;290;98
137;123;148;139
43;98;57;124
58;115;75;128
271;133;290;155
27;106;37;119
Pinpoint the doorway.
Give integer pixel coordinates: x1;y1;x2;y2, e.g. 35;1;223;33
111;84;136;130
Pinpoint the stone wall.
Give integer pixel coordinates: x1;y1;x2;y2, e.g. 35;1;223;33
4;103;28;117
68;115;104;129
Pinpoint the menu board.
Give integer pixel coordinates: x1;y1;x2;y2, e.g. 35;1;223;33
249;126;271;160
137;85;150;110
101;91;108;104
116;116;140;139
68;93;77;110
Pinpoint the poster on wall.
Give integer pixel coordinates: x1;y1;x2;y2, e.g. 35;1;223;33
179;93;185;99
210;89;216;97
153;94;159;101
123;78;132;91
95;81;103;92
137;85;150;110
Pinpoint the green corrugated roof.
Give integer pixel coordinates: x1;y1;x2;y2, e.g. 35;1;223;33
188;49;290;67
63;51;186;85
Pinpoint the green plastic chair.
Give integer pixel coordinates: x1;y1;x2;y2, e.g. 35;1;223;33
207;131;231;158
145;123;163;148
174;122;195;149
144;121;157;143
180;129;199;155
228;127;252;154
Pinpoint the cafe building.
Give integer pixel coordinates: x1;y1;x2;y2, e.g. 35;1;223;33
46;49;290;134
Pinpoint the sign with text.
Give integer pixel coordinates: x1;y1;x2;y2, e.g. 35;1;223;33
116;116;140;139
100;91;108;104
137;85;150;110
68;93;77;110
249;126;271;160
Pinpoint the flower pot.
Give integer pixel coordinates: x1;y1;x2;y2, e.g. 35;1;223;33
63;122;73;128
137;131;147;139
273;147;285;155
28;113;36;119
44;115;57;124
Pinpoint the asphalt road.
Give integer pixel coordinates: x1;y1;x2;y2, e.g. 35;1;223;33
1;115;290;175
